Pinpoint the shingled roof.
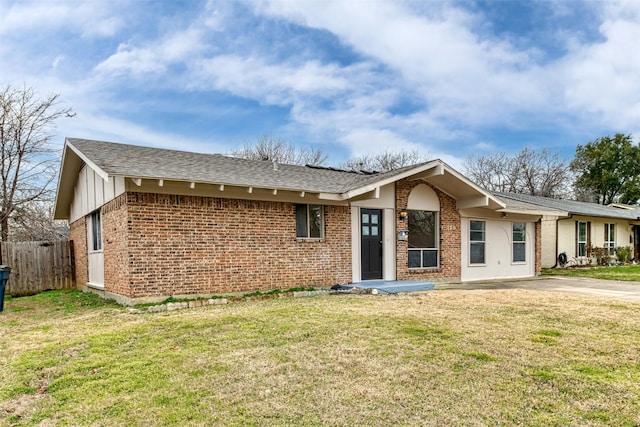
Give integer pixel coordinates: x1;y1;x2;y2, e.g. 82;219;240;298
65;138;422;194
496;192;640;220
55;138;510;219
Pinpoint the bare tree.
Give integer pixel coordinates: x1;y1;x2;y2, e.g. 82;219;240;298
343;149;430;172
229;135;328;166
0;85;73;241
463;147;573;198
9;201;68;241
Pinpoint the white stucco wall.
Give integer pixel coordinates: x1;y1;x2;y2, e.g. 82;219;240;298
461;219;535;281
541;217;559;268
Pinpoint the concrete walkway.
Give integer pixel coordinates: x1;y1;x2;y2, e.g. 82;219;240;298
436;276;640;303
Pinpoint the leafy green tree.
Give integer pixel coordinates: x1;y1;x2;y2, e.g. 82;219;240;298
570;134;640;205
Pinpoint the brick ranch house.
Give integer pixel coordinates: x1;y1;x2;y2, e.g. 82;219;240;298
54;138;550;305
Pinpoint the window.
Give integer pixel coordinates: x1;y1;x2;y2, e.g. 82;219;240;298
90;210;102;251
296;205;323;238
577;221;588;257
512;222;526;263
469;220;485;264
408;210;438;268
604;223;615;253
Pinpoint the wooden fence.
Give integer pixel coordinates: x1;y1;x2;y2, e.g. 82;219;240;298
0;240;75;296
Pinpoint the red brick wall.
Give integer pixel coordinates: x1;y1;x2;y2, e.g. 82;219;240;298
124;193;351;298
69;217;88;287
395;179;461;281
102;194;130;297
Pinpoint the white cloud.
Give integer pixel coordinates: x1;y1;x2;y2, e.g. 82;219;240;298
0;0;125;37
189;55;358;106
558;3;640;130
95;27;207;76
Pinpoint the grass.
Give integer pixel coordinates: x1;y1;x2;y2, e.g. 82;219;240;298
1;289;640;426
542;265;640;281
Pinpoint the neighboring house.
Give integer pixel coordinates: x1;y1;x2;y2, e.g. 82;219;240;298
54;138;547;304
496;193;640;267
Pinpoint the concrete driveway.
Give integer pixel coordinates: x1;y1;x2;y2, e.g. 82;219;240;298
437;277;640;303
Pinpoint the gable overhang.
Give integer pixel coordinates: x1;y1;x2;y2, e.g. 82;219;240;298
321;160;505;210
497;208;569;217
54;139;110;220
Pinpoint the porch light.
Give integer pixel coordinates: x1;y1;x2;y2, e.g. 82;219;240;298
399;209;408;221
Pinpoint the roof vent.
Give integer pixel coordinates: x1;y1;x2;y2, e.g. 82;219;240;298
273;160;278;171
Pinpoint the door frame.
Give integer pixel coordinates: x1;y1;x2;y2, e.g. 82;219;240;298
360;208;383;280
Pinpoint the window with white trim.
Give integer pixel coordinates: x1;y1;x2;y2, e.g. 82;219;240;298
296;204;323;238
90;210;102;251
577;221;588;257
512;222;526;263
469;220;485;264
604;223;615;254
408;210;439;268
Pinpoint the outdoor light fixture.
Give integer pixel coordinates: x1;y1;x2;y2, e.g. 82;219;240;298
399;209;408;221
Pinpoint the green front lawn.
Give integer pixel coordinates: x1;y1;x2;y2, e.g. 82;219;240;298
542;265;640;281
1;290;640;426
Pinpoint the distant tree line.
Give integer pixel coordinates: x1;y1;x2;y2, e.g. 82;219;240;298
239;134;640;206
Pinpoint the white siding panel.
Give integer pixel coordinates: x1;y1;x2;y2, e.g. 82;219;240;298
86;168;96;212
94;170;105;208
461;219;535;281
69;167;122;222
105;176;115;200
115;176;125;196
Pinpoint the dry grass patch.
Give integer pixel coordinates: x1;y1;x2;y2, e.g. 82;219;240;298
1;289;639;426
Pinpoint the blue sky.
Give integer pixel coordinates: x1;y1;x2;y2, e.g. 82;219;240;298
2;0;639;169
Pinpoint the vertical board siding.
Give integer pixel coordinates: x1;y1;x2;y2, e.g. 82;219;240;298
0;241;75;296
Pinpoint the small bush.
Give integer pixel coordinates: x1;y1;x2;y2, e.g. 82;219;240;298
615;246;632;264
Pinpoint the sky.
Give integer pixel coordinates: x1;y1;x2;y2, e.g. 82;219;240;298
1;0;640;170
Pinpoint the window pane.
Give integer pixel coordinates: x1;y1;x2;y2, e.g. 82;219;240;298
513;242;526;262
408;250;421;268
470;242;485;264
423;250;438;267
578;242;586;257
362;226;369;236
362;213;369;224
578;222;587;241
91;211;102;251
408;210;437;249
513;222;526;242
309;205;322;238
470;220;485;231
371;214;378;225
371;226;379;236
470;231;484;242
296;205;308;237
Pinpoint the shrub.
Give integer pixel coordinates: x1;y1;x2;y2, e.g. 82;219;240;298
615;246;632;264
